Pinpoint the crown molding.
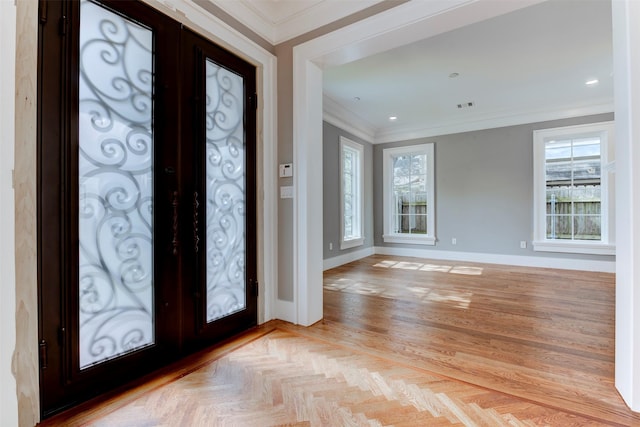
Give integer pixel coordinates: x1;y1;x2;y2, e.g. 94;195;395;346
373;100;615;143
273;0;382;44
208;0;383;45
323;94;614;144
203;0;276;43
322;95;376;143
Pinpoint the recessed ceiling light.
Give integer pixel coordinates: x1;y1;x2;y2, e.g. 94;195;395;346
449;72;460;78
389;116;398;121
586;79;599;86
353;96;361;101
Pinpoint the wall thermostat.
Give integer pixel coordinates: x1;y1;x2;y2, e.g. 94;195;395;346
279;163;293;178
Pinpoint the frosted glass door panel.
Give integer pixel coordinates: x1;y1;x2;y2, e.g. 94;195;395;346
205;59;246;323
78;0;155;369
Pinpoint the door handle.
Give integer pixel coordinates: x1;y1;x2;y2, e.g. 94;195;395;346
171;190;179;256
193;191;200;253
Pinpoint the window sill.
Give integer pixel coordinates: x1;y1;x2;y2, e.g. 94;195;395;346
532;240;615;255
383;234;436;246
340;237;364;250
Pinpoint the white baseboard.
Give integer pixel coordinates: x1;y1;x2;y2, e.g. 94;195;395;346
323;246;376;271
322;244;615;273
373;246;615;273
274;299;297;324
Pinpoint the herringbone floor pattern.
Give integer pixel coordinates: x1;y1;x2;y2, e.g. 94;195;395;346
82;329;607;427
41;256;635;426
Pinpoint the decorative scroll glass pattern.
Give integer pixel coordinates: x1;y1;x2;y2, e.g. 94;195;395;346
78;0;155;369
205;59;246;323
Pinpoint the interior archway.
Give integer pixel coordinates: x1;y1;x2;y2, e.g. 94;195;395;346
292;0;640;412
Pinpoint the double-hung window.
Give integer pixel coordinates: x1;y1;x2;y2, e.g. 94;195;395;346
532;122;615;255
340;137;364;249
382;143;435;245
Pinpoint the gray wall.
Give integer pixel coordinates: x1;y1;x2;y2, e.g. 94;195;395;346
323;122;374;260
196;0;612;295
273;1;409;301
373;113;616;262
194;0;408;301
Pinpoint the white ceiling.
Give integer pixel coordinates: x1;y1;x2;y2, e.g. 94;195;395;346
211;0;613;143
322;0;614;142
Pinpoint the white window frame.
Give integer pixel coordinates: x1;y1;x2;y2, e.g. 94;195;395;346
340;137;364;249
532;121;615;255
383;143;435;245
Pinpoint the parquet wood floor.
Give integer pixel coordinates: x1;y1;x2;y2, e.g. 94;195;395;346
40;255;640;426
40;329;618;426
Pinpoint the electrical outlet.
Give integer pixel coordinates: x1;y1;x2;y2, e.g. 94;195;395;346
520;241;527;249
329;242;333;251
452;238;457;245
280;186;293;199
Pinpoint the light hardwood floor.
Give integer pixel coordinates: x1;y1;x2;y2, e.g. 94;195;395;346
40;255;639;426
319;255;634;425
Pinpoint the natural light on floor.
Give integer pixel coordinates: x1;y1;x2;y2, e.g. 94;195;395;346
324;258;480;309
324;278;473;309
374;259;483;275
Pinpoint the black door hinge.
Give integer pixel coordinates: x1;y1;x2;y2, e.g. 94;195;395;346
250;93;258;110
59;15;68;36
39;1;48;24
58;326;66;345
255;281;259;296
39;340;48;369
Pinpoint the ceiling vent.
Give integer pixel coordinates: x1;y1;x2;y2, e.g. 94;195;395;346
457;102;474;109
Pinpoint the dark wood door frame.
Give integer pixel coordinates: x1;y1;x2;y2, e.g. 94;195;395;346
180;27;258;353
37;0;257;417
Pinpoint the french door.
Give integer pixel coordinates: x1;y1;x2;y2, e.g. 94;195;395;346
38;0;257;417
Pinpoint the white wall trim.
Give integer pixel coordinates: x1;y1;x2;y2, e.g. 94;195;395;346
150;0;265;65
382;143;435;244
293;57;324;326
340;137;364;250
205;0;277;44
322;245;615;273
612;0;640;412
532;241;616;256
209;0;383;45
274;299;297;324
322;85;614;146
259;54;278;324
532;121;615;256
323;246;375;271
373;246;615;273
310;0;548;71
1;0;18;424
273;0;383;45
